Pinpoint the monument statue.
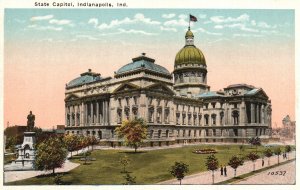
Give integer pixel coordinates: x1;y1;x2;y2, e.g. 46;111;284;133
27;111;35;132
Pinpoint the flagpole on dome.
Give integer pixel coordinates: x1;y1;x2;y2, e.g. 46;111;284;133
188;14;191;30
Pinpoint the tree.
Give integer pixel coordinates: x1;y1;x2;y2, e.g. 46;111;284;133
5;136;17;153
264;148;273;166
120;155;131;173
63;134;78;158
82;136;90;150
35;136;68;174
248;137;261;152
72;135;84;154
228;155;244;177
122;173;136;185
274;147;282;165
247;152;260;171
169;162;189;185
205;154;219;184
115;118;147;153
88;135;98;151
285;145;292;160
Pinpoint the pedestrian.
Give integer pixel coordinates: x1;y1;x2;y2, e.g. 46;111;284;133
262;158;265;167
220;165;223;176
224;166;227;177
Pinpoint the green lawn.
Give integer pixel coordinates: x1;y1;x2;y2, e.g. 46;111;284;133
5;145;287;185
4;154;16;165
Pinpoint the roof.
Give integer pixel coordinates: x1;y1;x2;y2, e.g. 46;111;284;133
226;83;255;89
67;69;102;88
245;88;260;95
116;53;170;75
195;91;224;98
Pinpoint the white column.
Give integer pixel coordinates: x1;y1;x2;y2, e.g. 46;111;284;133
103;100;106;124
80;102;84;126
256;104;259;124
70;106;73;126
90;101;94;124
261;105;265;124
96;100;99;124
104;100;108;125
107;100;110;125
228;105;232;125
65;105;68;126
74;105;77;126
86;103;88;125
240;101;245;125
251;103;255;123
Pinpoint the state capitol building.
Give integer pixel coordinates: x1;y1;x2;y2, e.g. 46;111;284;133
64;27;272;146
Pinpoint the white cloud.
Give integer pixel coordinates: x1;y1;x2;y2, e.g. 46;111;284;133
196;27;222;36
76;34;99;40
163;15;190;27
98;13;160;30
214;25;223;29
88;18;98;27
221;23;259;33
162;13;176;19
257;21;272;28
233;33;263;37
134;13;161;25
210;13;250;24
49;19;72;25
30;15;54;21
118;28;157;36
160;26;177;32
178;14;188;19
27;24;62;31
251;20;256;26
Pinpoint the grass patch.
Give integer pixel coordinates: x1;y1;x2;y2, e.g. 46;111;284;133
4;154;16;165
215;158;296;185
5;144;287;185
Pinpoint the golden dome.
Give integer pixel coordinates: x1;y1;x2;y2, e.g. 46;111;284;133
175;46;206;66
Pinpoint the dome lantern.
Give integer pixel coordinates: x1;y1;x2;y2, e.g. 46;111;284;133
185;27;194;46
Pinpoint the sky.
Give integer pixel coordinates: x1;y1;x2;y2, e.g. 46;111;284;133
4;9;295;129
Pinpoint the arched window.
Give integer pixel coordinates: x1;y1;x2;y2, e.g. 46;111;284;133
150;130;154;138
158;130;162;138
232;110;239;125
211;114;217;125
204;114;209;125
98;131;102;139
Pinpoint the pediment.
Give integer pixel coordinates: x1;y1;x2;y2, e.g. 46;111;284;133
246;88;269;99
145;83;175;95
65;94;80;101
113;83;140;93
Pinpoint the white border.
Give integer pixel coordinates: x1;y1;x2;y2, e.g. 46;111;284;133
0;0;298;190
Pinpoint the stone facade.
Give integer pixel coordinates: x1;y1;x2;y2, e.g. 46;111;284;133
64;28;272;146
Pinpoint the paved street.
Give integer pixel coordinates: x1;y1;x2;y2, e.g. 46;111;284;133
235;160;295;184
159;151;295;185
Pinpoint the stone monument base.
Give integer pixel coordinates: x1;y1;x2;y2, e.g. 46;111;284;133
4;132;36;171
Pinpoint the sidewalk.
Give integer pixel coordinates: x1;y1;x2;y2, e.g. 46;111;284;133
234;160;295;184
3;147;90;184
159;151;295;185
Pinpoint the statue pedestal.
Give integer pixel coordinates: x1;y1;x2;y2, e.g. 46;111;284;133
4;132;36;171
